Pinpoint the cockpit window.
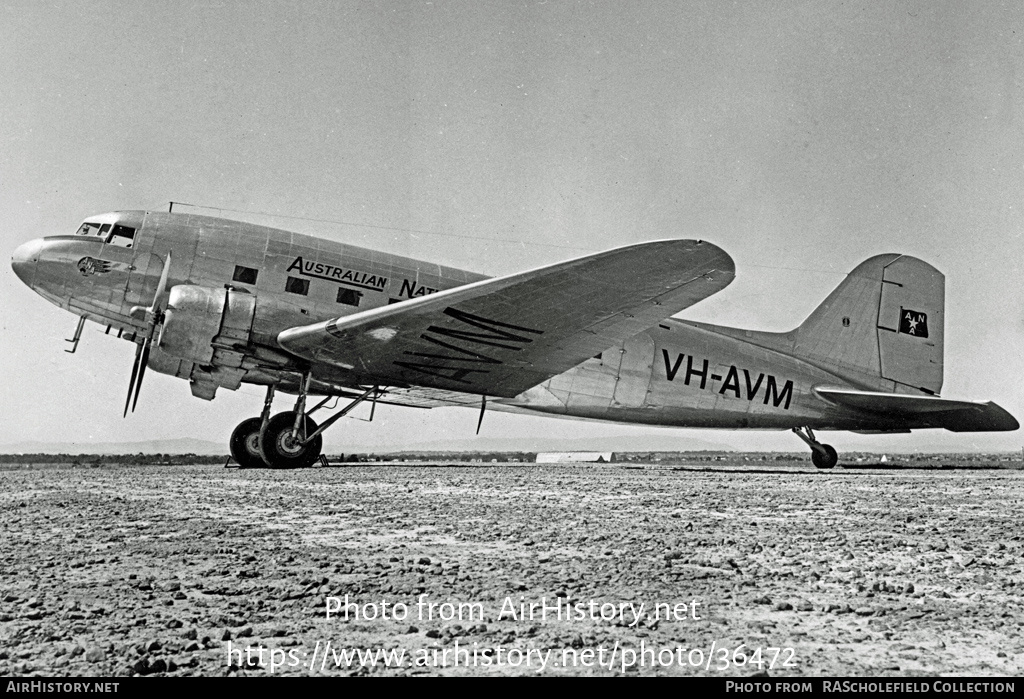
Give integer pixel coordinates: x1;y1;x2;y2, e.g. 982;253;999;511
75;220;137;247
76;222;105;237
108;224;136;248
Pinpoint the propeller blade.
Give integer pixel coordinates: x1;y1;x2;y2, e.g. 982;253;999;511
130;340;151;414
151;251;172;314
123;254;169;417
124;340;145;418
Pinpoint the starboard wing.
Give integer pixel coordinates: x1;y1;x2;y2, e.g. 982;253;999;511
278;240;734;397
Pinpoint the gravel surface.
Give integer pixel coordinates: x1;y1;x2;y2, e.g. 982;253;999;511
1;461;1022;676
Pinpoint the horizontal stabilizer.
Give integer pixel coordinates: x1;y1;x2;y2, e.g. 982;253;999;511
816;387;1019;432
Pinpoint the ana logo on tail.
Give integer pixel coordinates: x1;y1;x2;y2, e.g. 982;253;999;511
898;308;928;338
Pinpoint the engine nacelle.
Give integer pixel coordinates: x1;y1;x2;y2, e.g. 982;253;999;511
159;285;255;366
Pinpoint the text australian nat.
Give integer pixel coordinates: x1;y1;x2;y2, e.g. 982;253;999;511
11;210;1018;468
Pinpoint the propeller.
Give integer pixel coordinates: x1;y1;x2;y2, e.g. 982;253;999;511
124;252;172;417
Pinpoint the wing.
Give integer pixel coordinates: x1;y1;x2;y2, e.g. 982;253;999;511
279;239;734;397
815;387;1019;432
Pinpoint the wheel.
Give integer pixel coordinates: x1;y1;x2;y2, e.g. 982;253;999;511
258;411;322;469
229;417;265;469
811;444;838;469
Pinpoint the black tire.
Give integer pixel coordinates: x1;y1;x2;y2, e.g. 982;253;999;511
812;444;838;469
258;411;322;469
229;417;265;469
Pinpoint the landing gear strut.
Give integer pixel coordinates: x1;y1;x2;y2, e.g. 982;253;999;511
792;427;838;469
228;379;379;469
257;374;322;469
259;411;322;469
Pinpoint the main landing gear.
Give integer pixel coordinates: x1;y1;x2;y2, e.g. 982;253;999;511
792;427;838;469
228;379;378;469
229;417;265;470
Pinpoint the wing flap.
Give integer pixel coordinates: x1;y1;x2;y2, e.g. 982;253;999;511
376;386;487;409
816;387;1019;432
279;240;734;397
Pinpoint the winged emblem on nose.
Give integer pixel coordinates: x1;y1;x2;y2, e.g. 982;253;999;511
77;256;113;276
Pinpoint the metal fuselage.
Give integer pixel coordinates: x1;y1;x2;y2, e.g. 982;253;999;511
12;211;905;432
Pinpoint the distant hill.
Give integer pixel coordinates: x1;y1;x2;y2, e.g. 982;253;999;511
0;438;226;455
0;434;728;456
1;433;1016;456
337;434;731;454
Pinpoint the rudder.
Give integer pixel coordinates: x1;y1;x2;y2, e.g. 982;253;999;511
794;254;944;394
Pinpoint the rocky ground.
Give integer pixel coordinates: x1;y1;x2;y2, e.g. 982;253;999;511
1;460;1022;676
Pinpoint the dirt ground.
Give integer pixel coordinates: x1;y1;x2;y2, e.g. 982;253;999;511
1;461;1022;677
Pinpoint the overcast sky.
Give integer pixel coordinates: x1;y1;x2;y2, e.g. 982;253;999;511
2;1;1022;452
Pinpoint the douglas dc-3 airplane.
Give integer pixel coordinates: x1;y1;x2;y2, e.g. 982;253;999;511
11;210;1018;469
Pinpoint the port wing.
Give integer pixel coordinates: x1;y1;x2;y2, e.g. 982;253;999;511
278;240;734;397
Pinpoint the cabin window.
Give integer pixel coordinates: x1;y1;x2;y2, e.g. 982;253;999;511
336;288;361;306
233;265;259;284
108;224;136;248
285;276;309;295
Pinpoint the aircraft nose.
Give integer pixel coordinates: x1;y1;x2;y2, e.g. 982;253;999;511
11;238;43;287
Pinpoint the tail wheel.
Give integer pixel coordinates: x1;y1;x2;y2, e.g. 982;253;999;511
812;444;838;469
258;411;322;469
229;417;266;469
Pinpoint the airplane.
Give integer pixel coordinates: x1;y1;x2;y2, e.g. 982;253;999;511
10;209;1018;469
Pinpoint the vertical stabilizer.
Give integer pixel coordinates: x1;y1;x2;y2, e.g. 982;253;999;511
794;254;944;394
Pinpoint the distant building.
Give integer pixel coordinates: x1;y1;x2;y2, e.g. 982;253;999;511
535;452;614;463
